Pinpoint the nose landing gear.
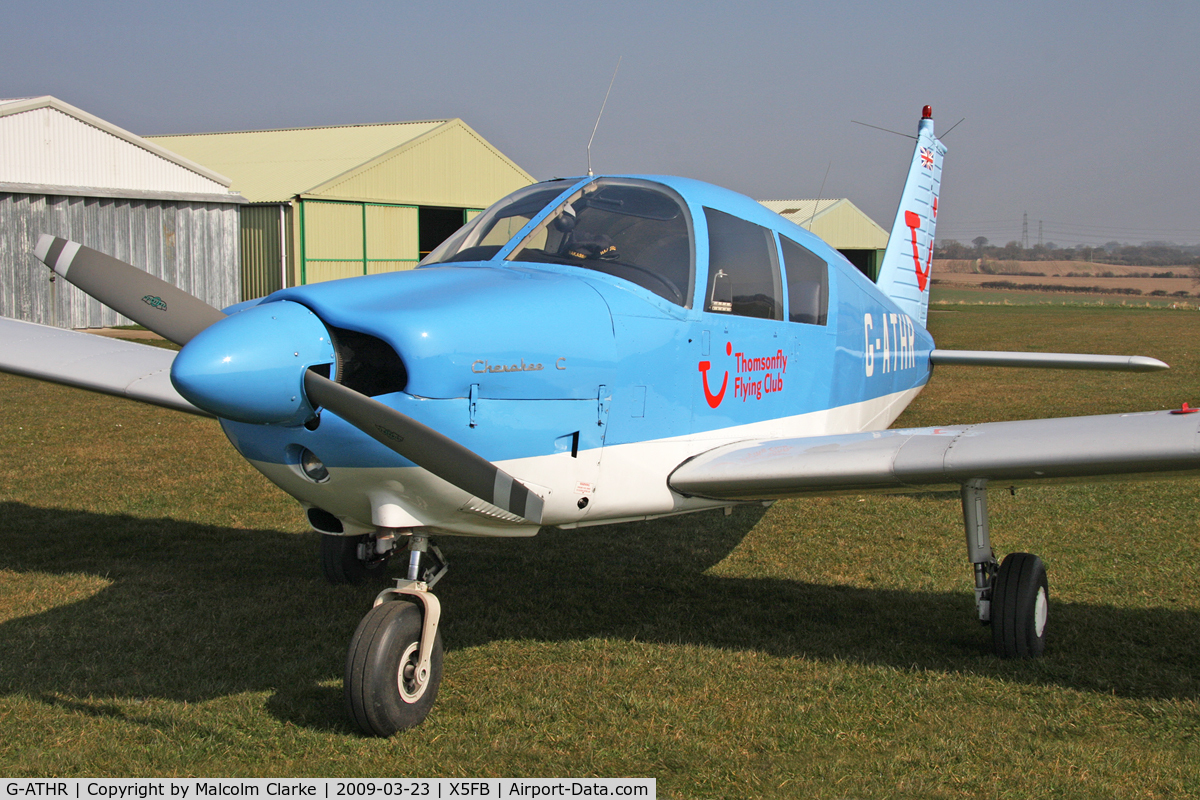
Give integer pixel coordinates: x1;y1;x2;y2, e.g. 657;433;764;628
344;533;448;736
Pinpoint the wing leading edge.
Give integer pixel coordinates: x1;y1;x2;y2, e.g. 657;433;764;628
0;317;209;416
668;410;1200;500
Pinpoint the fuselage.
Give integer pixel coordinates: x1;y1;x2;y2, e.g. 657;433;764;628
216;175;935;537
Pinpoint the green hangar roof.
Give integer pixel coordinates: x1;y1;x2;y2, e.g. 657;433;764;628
759;198;889;250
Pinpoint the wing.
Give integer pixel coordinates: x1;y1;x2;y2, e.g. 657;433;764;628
0;316;210;416
668;409;1200;500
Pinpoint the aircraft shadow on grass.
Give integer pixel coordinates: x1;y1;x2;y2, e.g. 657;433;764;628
0;501;1197;734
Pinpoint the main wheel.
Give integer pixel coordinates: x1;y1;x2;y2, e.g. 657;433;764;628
320;534;388;584
345;601;443;736
991;552;1049;659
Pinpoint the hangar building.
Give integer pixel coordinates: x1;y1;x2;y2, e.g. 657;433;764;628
758;199;890;281
149;121;535;299
0;96;244;328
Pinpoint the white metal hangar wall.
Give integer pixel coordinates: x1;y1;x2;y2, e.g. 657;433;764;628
0;96;245;328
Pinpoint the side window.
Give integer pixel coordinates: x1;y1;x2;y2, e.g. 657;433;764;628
703;208;782;320
779;235;829;325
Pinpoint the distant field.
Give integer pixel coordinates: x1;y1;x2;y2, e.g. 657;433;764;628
1;306;1199;796
931;285;1199;307
932;258;1197;303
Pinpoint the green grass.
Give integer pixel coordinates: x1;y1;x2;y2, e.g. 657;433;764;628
0;307;1199;796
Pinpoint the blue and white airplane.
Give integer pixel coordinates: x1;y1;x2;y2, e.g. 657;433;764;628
4;106;1199;736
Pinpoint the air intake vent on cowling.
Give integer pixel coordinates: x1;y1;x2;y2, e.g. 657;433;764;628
330;327;407;397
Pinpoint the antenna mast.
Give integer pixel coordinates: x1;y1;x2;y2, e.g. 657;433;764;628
807;162;831;230
587;57;622;176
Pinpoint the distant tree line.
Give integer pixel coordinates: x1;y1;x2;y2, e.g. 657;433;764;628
938;238;1200;267
976;280;1191;297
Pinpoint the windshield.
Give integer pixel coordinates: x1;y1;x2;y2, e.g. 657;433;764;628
420;182;575;265
506;179;694;306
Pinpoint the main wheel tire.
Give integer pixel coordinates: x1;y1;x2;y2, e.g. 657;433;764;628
991;552;1049;659
344;601;443;736
320;534;387;584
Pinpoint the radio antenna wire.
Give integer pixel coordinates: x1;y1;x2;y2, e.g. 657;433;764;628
587;56;622;176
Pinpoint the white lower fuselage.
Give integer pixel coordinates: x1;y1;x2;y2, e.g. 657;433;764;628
239;386;924;538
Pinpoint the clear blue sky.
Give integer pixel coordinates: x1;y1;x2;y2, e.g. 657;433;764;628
6;0;1198;246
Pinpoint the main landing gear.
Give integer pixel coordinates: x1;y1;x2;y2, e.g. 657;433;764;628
344;532;448;736
961;479;1049;658
320;531;396;584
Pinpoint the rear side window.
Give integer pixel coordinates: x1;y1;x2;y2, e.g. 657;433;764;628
703;208;782;320
779;235;829;325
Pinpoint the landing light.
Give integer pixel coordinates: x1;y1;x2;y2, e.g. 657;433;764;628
299;448;329;483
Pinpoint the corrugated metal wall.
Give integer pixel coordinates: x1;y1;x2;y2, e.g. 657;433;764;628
239;204;288;300
0;192;240;328
808;203;890;249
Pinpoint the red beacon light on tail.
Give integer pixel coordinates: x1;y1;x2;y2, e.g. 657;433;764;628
922;105;933;119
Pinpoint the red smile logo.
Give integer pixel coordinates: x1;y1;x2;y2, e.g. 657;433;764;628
699;342;732;408
905;196;938;292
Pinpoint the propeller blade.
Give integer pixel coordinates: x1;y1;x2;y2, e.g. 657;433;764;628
33;235;226;345
303;371;545;525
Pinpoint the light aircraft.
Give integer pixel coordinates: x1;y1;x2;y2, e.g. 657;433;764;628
3;106;1198;737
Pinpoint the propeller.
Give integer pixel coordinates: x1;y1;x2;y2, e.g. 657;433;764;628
34;235;226;346
32;235;545;524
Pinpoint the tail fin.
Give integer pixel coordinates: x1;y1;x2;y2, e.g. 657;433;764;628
875;106;945;329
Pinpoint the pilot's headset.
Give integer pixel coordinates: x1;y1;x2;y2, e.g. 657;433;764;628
554;202;578;233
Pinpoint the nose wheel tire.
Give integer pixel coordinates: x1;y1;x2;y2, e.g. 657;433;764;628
345;600;443;736
991;552;1049;659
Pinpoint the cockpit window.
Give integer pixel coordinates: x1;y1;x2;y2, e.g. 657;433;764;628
506;179;694;307
420;183;572;265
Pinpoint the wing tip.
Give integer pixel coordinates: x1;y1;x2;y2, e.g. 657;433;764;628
1130;355;1170;372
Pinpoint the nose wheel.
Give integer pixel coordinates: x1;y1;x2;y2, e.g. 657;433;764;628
344;533;447;736
345;599;443;736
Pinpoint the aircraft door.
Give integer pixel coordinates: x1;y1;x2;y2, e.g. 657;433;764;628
693;207;791;438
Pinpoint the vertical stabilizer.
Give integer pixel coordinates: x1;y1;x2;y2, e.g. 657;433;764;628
875;106;945;329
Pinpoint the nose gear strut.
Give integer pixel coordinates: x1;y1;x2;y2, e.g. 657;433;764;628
344;532;448;736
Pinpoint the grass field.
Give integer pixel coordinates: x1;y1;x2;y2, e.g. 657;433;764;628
1;305;1199;796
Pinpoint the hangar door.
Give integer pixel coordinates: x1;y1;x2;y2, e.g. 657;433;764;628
299;200;479;285
301;200;418;284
